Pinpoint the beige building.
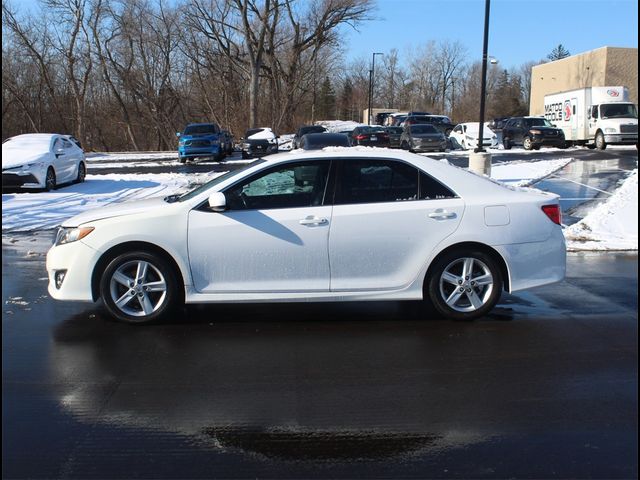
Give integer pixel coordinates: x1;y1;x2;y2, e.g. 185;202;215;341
530;46;638;115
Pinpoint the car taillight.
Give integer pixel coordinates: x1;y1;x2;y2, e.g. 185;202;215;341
355;134;367;140
541;204;561;225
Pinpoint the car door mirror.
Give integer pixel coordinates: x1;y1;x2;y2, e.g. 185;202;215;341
55;148;65;157
208;192;227;212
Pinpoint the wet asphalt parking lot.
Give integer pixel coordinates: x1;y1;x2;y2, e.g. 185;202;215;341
2;148;638;479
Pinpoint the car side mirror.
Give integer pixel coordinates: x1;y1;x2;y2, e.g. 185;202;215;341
208;192;227;212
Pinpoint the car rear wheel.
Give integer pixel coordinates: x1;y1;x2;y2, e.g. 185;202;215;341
100;251;181;324
426;249;502;321
45;168;56;191
523;136;533;150
76;162;86;183
595;131;607;150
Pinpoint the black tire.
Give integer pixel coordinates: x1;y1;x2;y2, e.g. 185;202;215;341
179;157;186;163
595;131;607;150
533;145;541;150
76;162;86;183
426;249;503;321
503;137;511;150
45;167;56;191
523;136;533;150
99;251;181;324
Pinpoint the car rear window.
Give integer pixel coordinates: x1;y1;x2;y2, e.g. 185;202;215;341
410;125;438;134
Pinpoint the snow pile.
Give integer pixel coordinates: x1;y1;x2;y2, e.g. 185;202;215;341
563;169;638;251
277;134;295;150
489;158;573;187
316;120;366;133
1;172;222;232
87;152;178;163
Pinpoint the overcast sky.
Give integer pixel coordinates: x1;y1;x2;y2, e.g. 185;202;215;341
341;0;639;69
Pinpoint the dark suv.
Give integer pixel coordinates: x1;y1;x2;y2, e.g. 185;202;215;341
502;117;566;150
402;115;455;136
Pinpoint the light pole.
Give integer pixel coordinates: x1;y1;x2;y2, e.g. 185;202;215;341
367;52;383;124
475;0;491;153
469;0;492;175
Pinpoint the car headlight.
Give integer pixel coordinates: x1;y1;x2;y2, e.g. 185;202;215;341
604;127;617;133
529;129;542;135
242;143;251;149
178;140;185;146
55;226;94;246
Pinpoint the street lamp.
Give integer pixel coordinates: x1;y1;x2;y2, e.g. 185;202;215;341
367;52;383;124
475;0;491;154
468;0;492;176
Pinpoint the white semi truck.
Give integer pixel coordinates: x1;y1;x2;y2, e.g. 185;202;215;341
543;86;638;149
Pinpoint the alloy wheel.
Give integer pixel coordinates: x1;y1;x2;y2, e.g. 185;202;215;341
109;259;168;317
438;257;494;313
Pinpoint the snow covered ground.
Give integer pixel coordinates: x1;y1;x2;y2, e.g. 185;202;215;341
2;151;638;251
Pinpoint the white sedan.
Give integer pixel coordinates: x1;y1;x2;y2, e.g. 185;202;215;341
46;149;565;323
449;123;498;150
2;133;86;190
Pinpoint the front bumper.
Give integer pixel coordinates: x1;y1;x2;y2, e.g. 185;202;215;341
2;167;45;188
46;239;102;302
531;134;565;147
604;133;638;145
243;145;278;158
413;141;448;152
178;144;221;158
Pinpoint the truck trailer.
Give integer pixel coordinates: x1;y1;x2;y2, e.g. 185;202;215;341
543;86;638;149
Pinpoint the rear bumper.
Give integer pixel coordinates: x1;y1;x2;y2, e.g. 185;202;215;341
494;228;566;293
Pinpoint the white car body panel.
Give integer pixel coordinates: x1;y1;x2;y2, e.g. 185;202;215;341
450;123;498;150
46;148;566;310
2;133;85;188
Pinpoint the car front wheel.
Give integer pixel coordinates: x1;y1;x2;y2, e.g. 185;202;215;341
523;136;533;150
595;131;607;150
45;167;57;191
100;251;181;324
426;250;502;321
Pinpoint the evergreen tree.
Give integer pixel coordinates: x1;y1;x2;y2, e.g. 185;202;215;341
547;44;571;61
339;77;354;121
318;76;336;120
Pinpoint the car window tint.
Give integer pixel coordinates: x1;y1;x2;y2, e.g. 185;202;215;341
225;161;330;210
336;159;418;205
420;172;456;200
62;139;73;149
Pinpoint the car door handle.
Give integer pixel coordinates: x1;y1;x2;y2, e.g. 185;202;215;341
299;216;329;226
428;210;456;220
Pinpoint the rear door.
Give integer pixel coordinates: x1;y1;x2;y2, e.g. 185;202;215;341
328;158;464;291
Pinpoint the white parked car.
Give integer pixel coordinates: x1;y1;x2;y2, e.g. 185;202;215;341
46;149;565;324
449;123;498;150
2;133;86;191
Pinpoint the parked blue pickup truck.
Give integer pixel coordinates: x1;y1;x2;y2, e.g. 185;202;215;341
176;123;224;163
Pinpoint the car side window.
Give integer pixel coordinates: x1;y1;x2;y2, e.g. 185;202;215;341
224;161;330;210
419;172;456;200
336;159;418;205
52;138;63;152
62;139;73;149
454;125;462;133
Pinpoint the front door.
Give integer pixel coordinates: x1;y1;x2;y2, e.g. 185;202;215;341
188;160;332;292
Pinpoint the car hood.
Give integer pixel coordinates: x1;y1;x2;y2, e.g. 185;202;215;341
1;150;50;169
61;197;167;227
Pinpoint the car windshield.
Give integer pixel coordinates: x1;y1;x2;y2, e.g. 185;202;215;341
174;160;265;202
600;103;638;119
411;125;438;134
183;124;216;135
527;118;553;127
